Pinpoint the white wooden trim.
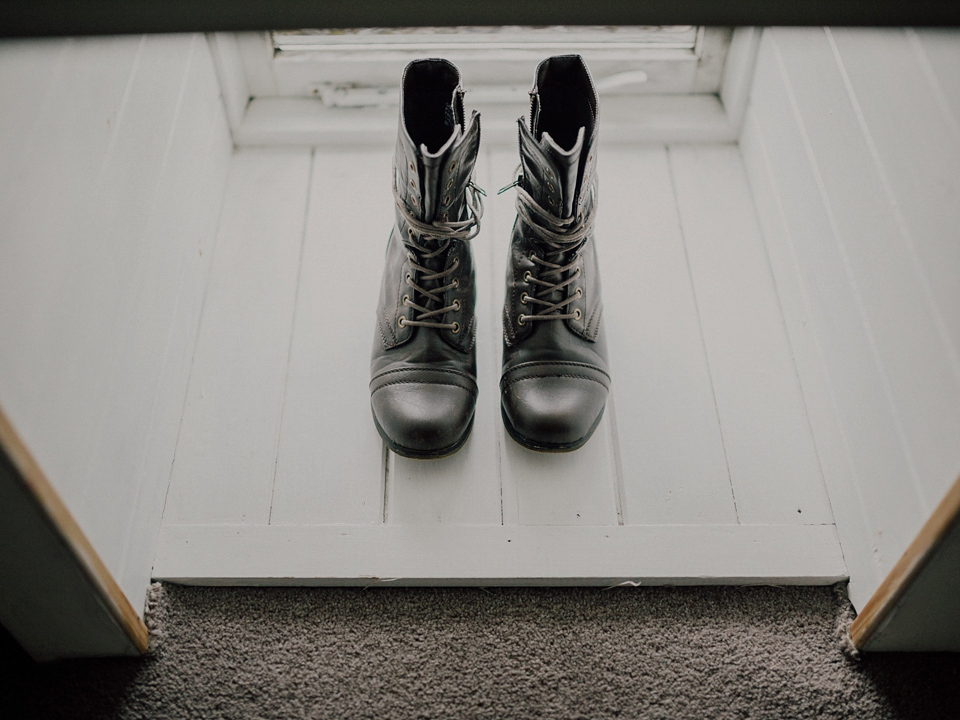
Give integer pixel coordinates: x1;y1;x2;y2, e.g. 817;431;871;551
214;28;756;145
235;31;277;96
272;26;703;53
720;26;762;130
153;523;846;586
266;26;727;98
235;94;738;146
206;32;248;136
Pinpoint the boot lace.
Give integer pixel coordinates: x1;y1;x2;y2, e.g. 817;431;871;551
392;174;484;332
513;178;596;326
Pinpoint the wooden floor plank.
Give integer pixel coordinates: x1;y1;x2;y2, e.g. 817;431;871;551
164;148;313;525
153;522;847;586
490;149;620;527
268;148;389;526
599;145;737;525
668;143;834;526
387;147;503;525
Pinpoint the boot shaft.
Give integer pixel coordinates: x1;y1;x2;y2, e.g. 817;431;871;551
499;55;610;452
394;59;481;229
370;59;482;458
520;55;599;221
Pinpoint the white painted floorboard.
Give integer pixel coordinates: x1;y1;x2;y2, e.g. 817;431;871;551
598;146;735;526
387;150;503;526
164;148;313;526
490;149;622;528
269;149;388;526
158;142;840;584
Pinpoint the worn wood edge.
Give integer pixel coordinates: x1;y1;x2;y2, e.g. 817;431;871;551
153;523;847;585
850;473;960;650
0;405;149;654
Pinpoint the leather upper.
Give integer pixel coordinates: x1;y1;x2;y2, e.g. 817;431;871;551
371;59;482;455
500;54;610;449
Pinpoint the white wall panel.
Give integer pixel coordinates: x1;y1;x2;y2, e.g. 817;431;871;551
0;34;233;617
741;28;960;610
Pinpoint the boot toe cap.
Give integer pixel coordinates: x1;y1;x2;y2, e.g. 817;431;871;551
501;374;608;450
371;382;476;457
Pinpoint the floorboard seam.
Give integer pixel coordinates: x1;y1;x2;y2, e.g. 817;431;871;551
665;143;742;524
268;146;316;526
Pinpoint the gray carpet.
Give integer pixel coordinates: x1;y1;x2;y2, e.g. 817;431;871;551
3;583;960;718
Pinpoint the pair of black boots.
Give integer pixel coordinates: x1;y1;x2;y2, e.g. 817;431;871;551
371;55;610;458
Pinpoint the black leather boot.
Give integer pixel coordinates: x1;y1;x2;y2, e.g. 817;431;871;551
370;59;483;459
500;55;610;452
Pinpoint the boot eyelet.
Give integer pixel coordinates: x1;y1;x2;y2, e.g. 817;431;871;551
523;271;532;282
440;212;449;222
398;316;407;327
520;292;529;304
410;179;416;188
529;252;538;261
575;267;582;276
405;272;412;283
449;161;457;171
452;278;459;288
517;314;526;326
452;299;461;311
402;294;410;306
547;182;555;192
443;194;450;205
451;322;461;334
574;309;582;320
446;178;454;190
575;287;583;298
409;162;415;171
451;257;459;269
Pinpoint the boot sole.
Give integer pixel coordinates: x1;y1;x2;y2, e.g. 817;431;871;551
500;405;605;453
372;411;475;460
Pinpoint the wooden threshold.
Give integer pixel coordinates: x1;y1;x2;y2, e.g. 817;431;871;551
850;474;960;651
0;406;148;659
153;523;846;586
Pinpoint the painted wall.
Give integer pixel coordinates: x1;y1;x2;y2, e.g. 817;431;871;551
0;33;233;616
741;27;960;610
